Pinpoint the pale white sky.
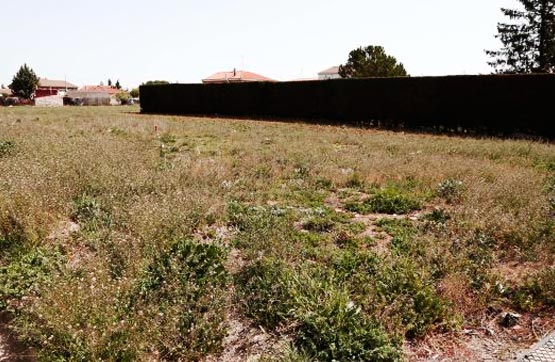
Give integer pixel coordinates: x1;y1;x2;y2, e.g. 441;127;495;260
1;0;517;88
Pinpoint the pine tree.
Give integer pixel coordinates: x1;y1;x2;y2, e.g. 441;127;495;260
338;46;408;78
487;0;555;73
115;80;121;89
9;64;39;100
108;79;112;87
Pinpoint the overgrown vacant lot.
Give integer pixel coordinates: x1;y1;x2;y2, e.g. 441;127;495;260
1;106;554;361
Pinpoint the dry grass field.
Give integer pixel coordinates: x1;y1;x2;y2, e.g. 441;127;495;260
1;106;554;361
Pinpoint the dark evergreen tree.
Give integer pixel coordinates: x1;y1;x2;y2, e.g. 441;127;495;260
143;80;170;86
487;0;555;73
115;80;121;89
9;64;39;100
108;79;112;87
338;46;408;78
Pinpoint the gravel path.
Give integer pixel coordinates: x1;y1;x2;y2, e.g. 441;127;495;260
520;332;555;362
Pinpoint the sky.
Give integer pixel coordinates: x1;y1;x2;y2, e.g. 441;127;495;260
1;0;518;89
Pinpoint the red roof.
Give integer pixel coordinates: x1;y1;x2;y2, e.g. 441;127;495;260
38;78;78;89
202;70;276;84
318;66;340;75
80;85;120;95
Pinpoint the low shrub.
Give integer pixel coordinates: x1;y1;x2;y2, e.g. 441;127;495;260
237;258;299;328
0;140;16;157
513;267;555;310
437;179;464;204
296;290;402;362
376;218;417;255
330;250;381;286
375;259;451;338
237;259;402;361
115;91;132;105
0;213;28;256
302;216;336;233
368;189;422;214
0;248;63;311
345;172;365;189
423;208;450;224
346;188;422;215
301;208;351;233
314;177;333;190
452;230;497;292
135;239;229;359
71;194;112;232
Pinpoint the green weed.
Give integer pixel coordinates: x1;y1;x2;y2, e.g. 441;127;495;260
71;194;112;232
345;172;365;189
514;267;555;310
136;239;228;359
237;258;402;360
0;248;63;311
0;140;16;157
346;188;422;215
375;259;451;338
423;208;450;224
437;179;464;204
376;218;417;255
296;289;402;362
236;258;296;328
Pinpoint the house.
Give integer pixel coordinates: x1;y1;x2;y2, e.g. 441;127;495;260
36;78;78;98
202;69;276;84
35;95;64;107
0;88;12;97
65;91;112;106
80;85;121;96
318;66;341;80
79;86;121;105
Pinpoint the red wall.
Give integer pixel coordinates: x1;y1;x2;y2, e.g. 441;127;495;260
35;88;60;98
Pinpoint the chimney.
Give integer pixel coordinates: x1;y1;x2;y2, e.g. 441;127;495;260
233;68;236;76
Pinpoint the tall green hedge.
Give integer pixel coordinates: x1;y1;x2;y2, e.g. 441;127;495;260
140;75;555;137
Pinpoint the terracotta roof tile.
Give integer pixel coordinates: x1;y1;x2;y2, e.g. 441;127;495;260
80;85;120;95
38;78;78;89
202;70;276;83
318;66;340;75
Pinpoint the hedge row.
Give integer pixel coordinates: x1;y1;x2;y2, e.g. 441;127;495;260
140;75;555;137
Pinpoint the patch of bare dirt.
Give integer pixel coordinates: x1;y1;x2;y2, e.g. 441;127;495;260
324;193;343;211
205;248;289;362
46;220;80;242
0;314;34;362
205;309;290;362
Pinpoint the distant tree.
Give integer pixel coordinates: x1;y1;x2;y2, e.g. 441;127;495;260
143;80;170;86
338;46;408;78
108;79;112;87
9;64;39;100
130;88;140;98
115;91;131;105
487;0;555;73
115;80;121;89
